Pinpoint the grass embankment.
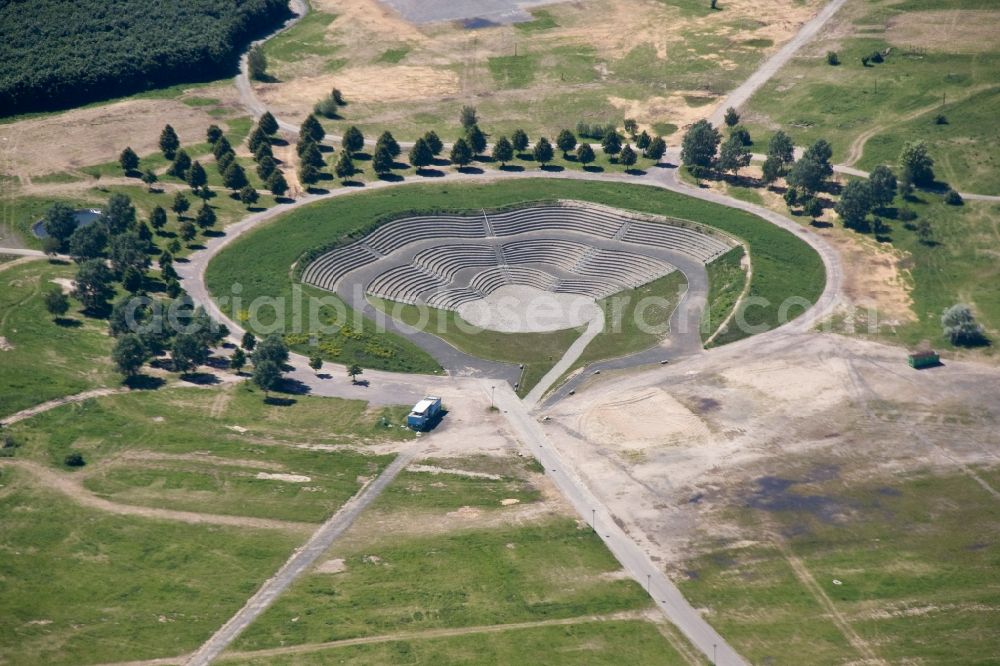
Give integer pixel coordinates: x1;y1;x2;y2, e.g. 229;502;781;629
0;260;117;419
743;0;1000;194
0;468;298;666
206;180;825;372
703;247;748;346
6;386;411;522
368;296;584;396
678;470;1000;664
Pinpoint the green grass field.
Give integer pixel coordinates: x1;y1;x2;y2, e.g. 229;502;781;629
0;260;117;418
742;0;1000;193
206;180;825;373
6;386;410;521
677;470;1000;664
224;619;692;665
0;467;299;666
230;518;653;651
703;247;748;345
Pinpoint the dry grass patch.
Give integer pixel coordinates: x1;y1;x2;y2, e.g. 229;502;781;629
886;10;1000;54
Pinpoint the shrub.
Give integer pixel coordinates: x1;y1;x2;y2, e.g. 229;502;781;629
942;304;988;346
944;189;963;206
934;114;948;125
826;51;840;66
898;206;917;222
871;50;884;63
64;452;86;467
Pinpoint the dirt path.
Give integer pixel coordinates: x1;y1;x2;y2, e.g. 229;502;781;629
0;388;128;426
184;446;422;666
1;459;316;532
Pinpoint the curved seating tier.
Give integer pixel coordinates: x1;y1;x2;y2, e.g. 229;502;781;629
301;203;735;312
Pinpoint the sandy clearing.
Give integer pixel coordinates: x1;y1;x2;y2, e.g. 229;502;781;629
256;472;313;483
408;464;503;480
886;10;1000;54
582;387;712;450
314;557;347;573
0;336;12;351
50;277;74;294
0;86;244;178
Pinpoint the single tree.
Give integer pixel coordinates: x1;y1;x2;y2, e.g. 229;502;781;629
309;354;323;372
533;137;554;167
916;219;933;245
141;168;159;192
492;136;514;166
460;105;478;129
122;266;144;293
784;187;799;209
375;131;401;158
729;124;752;146
619;144;638;171
466;124;487;155
247;126;269;155
206;124;223;144
187;161;207;192
761;154;782;186
802;139;834;177
216;150;236;175
68;223;107;262
786;155;827;193
409;138;434;171
230;347;247;373
171;332;207;373
196;204;216;230
941;304;987;346
109;231;149;276
64;452;86;467
767;130;795;165
180;220;197;243
348;363;363;384
213;136;233;161
43;203;78;249
826;51;840;66
372;145;394;177
168;149;191;179
450;138;473;168
424;130;443;156
681;120;721;171
267;170;289;197
44;288;70;319
159;124;180;159
148;206;167;234
835;180;875;231
644;136;666;162
342;126;365;155
899;140;935;188
299;163;320;187
253;359;282;397
335;151;355;182
717;134;751;176
300;113;326;142
623;118;638;138
723;107;740;127
601;131;622;159
252;333;289;367
73;259;115;314
576;143;596;167
102;193;137;235
248;45;268;81
172;192;190;218
511;129;529;155
257;155;277;181
869;165;897;209
239;185;259;207
556;129;577;158
300;141;325;169
242;331;257;350
119;147;139;174
254;141;273;163
223;163;249;191
167;238;182;255
636;130;651;150
332;88;346;106
258;111;279;136
804;196;824;219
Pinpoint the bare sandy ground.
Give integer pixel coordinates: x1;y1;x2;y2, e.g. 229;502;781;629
539;332;1000;567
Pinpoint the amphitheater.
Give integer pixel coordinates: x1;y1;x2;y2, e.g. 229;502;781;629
301;201;736;334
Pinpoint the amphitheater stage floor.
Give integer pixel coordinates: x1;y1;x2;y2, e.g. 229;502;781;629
457;285;600;333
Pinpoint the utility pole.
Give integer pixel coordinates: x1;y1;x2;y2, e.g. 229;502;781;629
592;508;596;531
490;385;495;409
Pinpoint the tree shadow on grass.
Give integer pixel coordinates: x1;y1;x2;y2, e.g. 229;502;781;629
431;158;451;167
264;395;297;406
625;168;647;176
124;374;166;390
415;168;445;178
377;173;405;183
457;166;484;175
540;164;564;172
275;196;296;204
499;164;524;172
306;186;330;195
180;372;219;386
54;317;82;328
203;230;225;237
342;180;366;187
583;165;604;173
810;219;833;228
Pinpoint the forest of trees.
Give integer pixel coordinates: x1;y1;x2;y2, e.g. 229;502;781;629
0;0;290;116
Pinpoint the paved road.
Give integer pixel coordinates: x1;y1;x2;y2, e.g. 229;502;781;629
490;381;747;665
707;0;850;127
521;307;603;409
184;447;420;666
